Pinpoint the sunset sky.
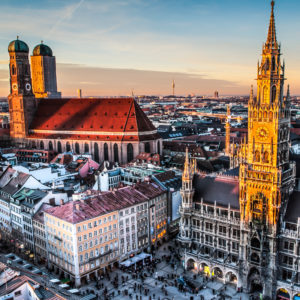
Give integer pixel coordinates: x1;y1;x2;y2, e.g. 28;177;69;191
0;0;299;97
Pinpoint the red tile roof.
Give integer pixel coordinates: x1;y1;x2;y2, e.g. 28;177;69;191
29;98;159;141
46;181;165;224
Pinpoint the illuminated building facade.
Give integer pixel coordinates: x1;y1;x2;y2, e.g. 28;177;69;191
31;42;61;99
178;2;300;299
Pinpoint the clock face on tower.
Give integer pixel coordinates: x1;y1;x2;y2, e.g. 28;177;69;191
25;83;31;91
12;83;18;91
256;126;270;141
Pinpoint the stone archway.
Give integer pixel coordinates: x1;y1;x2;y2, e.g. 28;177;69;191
293;293;300;300
276;288;290;300
225;271;237;286
212;267;223;279
248;267;263;294
200;262;210;276
186;258;196;271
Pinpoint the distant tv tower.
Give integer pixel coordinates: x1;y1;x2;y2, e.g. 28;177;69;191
172;80;175;96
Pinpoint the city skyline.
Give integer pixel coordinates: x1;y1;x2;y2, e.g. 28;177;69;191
0;0;300;97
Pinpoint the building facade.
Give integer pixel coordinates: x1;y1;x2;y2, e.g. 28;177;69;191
178;2;300;299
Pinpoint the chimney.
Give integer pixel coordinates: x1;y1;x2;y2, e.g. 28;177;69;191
49;198;55;206
77;89;82;98
60;199;64;206
75;202;80;211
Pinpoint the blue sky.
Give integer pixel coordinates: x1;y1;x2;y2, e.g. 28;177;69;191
0;0;299;96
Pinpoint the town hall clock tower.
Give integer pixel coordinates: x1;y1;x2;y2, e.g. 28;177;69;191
238;1;295;296
8;37;36;143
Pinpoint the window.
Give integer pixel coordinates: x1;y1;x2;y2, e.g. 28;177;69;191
283;255;293;267
84;143;89;153
232;242;239;252
114;143;119;163
219;226;226;235
284;241;294;252
57;141;62;153
94;143;99;162
205;235;213;245
75;142;80;154
127;143;134;162
66;142;71;152
205;222;213;232
218;238;226;249
104;143;109;161
14;291;22;296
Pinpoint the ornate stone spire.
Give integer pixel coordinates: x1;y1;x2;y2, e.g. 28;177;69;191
182;147;191;181
266;0;277;49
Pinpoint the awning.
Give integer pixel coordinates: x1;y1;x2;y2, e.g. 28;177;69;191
138;253;152;259
50;279;60;283
59;283;69;289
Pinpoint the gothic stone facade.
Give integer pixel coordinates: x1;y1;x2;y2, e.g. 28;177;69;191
178;2;300;299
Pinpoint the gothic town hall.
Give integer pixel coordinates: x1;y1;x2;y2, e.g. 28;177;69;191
178;2;300;299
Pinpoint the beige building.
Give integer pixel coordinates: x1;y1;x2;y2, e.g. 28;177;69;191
45;200;119;287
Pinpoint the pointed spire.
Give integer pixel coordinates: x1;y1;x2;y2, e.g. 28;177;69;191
183;147;190;181
266;0;277;49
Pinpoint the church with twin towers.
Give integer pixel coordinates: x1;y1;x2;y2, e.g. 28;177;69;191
179;1;300;299
7;38;162;163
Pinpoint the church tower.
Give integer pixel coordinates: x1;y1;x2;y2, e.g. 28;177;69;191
238;1;295;296
31;42;61;98
8;38;36;142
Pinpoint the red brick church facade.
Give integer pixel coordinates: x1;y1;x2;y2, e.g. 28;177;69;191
7;39;161;163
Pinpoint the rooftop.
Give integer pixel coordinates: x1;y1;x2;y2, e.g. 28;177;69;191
29;98;159;142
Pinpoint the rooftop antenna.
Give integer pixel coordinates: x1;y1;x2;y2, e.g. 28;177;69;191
172;79;175;96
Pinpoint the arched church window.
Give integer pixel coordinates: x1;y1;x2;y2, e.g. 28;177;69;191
11;65;16;75
271;86;276;103
263;151;269;163
48;141;53;151
255;151;260;162
113;144;119;163
57;141;62;153
32;141;36;149
84;143;89;153
104;143;109;161
40;141;44;150
250;253;260;263
263;86;268;104
272;56;276;72
269;112;273;120
94;143;99;162
263;111;267;118
145;142;150;153
127;143;134;163
75;142;80;154
66;142;71;152
251;237;260;249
